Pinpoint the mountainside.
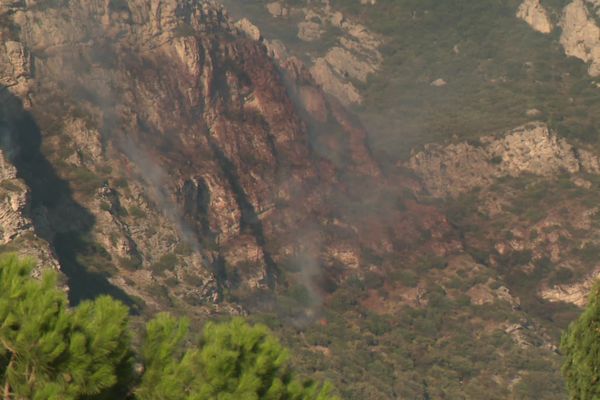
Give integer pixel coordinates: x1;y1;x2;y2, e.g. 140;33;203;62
0;0;384;307
3;0;600;398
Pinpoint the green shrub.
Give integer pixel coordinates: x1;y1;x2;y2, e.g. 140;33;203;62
119;255;143;271
128;205;146;219
392;269;419;287
150;253;178;275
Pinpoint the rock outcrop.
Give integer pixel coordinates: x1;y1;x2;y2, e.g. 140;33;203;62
517;0;600;77
540;272;598;306
0;150;31;243
409;122;600;197
261;0;382;106
297;20;322;42
266;2;288;18
517;0;554;34
560;0;600;76
309;14;382;105
0;146;59;273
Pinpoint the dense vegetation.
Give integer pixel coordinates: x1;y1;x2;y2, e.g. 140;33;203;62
561;282;600;399
333;0;599;161
0;254;337;400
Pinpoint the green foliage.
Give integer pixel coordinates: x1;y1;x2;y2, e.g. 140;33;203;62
109;0;129;11
561;282;600;399
68;167;104;197
149;253;178;275
0;254;338;400
136;315;339;400
0;254;132;400
128;206;146;219
173;23;196;38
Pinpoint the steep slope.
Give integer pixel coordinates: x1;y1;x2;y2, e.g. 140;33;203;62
192;1;600;398
1;0;596;398
0;0;386;309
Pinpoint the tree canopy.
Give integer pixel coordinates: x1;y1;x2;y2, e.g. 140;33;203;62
0;254;132;400
561;282;600;399
136;314;337;400
0;254;339;400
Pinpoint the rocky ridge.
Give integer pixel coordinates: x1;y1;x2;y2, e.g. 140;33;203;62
0;148;58;274
263;0;382;106
519;0;600;77
517;0;554;33
408;122;600;198
540;271;599;306
559;0;600;76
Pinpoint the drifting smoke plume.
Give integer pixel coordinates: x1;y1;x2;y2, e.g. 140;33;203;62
37;17;205;257
116;135;201;252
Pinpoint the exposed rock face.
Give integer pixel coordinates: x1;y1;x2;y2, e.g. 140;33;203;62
409;122;600;197
0;150;31;243
261;0;383;106
310;58;363;105
560;0;600;76
0;40;32;101
540;272;597;306
310;15;382;105
467;283;520;307
0;0;437;312
235;18;261;41
297;21;322;41
517;0;554;34
0;146;58;273
518;0;600;77
323;46;377;83
266;2;288;18
430;78;447;87
409;119;600;311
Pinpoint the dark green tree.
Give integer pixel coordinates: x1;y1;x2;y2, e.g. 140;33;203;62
136;314;339;400
0;254;338;399
0;254;132;400
561;282;600;399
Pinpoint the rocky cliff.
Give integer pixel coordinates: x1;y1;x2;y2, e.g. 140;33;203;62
0;0;436;315
223;0;382;106
517;0;554;33
520;0;600;77
409;122;600;198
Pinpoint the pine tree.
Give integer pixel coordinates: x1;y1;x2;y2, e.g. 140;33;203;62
136;315;339;400
0;254;339;400
134;313;191;399
0;254;132;400
561;282;600;399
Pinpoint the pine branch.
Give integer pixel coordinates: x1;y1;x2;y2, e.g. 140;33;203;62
3;353;14;400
